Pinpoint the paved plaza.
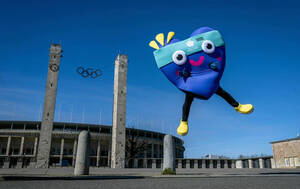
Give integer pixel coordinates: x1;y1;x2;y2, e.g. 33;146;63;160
1;168;300;189
1;176;300;189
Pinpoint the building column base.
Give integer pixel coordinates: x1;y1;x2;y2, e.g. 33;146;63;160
29;162;37;168
152;159;156;169
194;161;198;169
3;161;9;168
16;158;23;168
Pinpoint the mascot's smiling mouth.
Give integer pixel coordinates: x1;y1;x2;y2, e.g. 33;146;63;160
189;56;222;67
189;56;204;66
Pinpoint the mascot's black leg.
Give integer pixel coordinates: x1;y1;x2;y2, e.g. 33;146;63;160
177;92;194;136
216;86;254;114
215;87;239;107
182;92;194;121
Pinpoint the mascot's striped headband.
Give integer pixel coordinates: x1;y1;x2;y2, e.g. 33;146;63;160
149;30;225;68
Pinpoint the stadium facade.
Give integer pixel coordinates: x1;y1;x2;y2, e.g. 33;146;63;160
0;120;276;169
0;120;184;168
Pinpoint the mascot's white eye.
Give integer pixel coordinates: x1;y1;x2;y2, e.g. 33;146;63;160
172;50;187;65
202;40;215;54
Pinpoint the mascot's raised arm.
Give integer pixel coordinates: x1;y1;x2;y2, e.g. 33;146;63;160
149;27;254;136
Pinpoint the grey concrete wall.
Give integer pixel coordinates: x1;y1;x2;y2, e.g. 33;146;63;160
36;44;62;168
111;54;128;168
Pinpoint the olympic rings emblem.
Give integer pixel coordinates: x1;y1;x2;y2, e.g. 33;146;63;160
76;67;103;79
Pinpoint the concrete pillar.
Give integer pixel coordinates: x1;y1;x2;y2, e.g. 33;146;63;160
72;139;77;166
271;158;275;168
194;160;198;169
33;137;38;156
152;159;156;169
59;138;64;166
209;160;213;169
36;44;62;168
3;157;10;168
111;54;128;169
19;137;25;155
6;136;11;156
96;138;101;167
178;159;182;169
217;160;221;169
236;160;242;168
163;135;175;171
186;159;191;169
224;160;228;168
16;157;23;168
249;159;253;169
74;131;90;176
259;158;264;168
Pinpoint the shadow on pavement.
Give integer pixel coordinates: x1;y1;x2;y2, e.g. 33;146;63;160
1;175;145;181
176;173;207;175
260;172;300;175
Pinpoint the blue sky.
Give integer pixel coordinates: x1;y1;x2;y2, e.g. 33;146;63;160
1;0;300;158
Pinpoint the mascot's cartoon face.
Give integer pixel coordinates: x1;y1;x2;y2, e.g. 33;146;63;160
150;27;226;99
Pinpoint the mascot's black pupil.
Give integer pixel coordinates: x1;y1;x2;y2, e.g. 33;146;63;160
206;43;212;49
177;54;183;60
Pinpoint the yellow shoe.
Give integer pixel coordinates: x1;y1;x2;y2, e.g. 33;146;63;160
177;120;188;136
235;104;254;114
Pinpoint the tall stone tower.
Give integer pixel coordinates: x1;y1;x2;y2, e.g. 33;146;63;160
111;54;128;168
36;44;62;168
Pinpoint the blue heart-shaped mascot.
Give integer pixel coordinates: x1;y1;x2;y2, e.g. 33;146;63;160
149;27;254;136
